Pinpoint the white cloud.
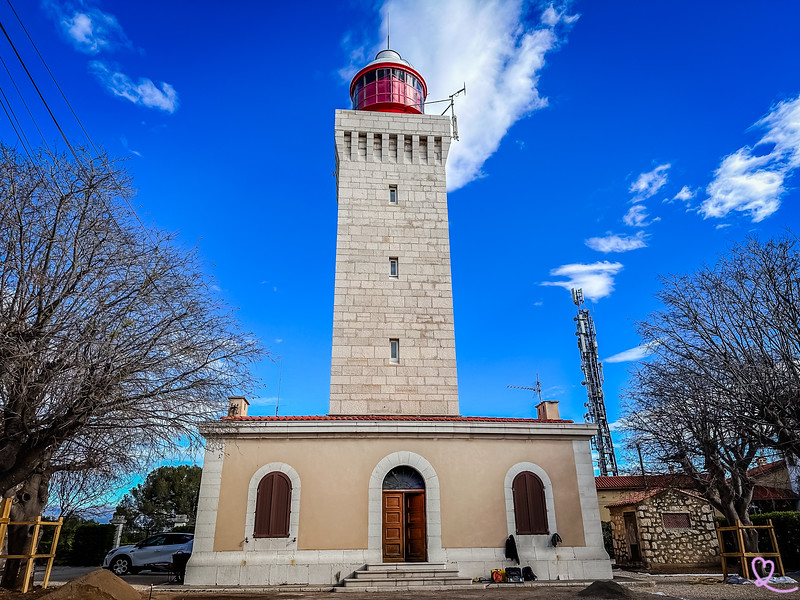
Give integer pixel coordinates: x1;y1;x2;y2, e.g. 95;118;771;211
341;0;578;191
603;341;659;363
702;94;800;222
247;396;278;407
623;204;660;227
670;185;695;203
541;261;623;301
48;3;131;54
585;231;647;253
90;61;179;113
630;164;670;200
274;338;283;344
119;136;141;157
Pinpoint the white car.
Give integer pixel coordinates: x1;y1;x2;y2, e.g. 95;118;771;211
103;532;193;576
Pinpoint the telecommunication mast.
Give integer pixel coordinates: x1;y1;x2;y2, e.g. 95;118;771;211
572;288;618;476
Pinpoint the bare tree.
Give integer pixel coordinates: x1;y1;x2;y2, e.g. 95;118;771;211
622;234;800;552
0;147;264;587
624;359;762;551
49;467;123;521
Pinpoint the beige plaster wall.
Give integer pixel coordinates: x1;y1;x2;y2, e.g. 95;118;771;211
596;490;624;522
213;436;585;552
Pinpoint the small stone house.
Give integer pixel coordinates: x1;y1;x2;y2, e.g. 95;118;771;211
607;488;719;571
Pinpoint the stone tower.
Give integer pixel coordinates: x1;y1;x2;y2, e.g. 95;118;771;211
330;49;458;416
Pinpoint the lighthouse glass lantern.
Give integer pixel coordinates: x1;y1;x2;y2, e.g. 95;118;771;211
350;49;427;114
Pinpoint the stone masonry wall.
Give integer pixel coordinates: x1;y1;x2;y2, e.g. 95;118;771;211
611;489;719;570
330;109;458;416
609;509;632;565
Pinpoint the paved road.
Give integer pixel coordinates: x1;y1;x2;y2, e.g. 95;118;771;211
34;565;178;588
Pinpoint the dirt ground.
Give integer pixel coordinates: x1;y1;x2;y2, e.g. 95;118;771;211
148;579;800;600
3;573;799;600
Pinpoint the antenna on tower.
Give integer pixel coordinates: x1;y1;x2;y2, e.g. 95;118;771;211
571;288;618;476
507;373;543;406
444;84;466;140
387;11;390;49
424;85;466;140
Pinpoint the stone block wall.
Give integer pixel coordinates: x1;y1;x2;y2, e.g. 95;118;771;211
610;489;720;570
330;109;458;416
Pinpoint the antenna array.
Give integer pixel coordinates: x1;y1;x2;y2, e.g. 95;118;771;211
571;288;618;476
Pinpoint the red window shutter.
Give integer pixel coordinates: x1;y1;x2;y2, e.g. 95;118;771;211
513;472;548;535
254;472;292;538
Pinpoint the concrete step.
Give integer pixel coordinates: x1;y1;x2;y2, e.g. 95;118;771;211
352;569;461;579
343;576;472;587
363;562;448;571
340;563;471;591
335;583;477;593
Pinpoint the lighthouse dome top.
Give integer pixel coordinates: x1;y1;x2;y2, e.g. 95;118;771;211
367;49;413;69
350;48;428;114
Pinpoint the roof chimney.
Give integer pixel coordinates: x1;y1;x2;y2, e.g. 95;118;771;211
535;400;560;421
228;396;250;418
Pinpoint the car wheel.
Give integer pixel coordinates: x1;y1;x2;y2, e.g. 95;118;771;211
110;556;132;576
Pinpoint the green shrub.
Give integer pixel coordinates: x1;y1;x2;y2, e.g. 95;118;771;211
601;521;614;558
751;512;800;569
70;523;115;566
715;511;800;568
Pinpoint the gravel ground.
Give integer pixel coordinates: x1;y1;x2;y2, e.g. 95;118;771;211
7;567;798;600
150;578;800;600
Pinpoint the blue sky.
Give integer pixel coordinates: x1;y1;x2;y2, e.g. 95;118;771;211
2;1;799;458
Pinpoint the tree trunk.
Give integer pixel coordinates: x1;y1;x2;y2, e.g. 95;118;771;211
0;472;50;590
720;505;759;554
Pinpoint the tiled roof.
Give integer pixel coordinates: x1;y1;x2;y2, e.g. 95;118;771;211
604;489;660;508
605;488;707;509
595;474;695;490
752;484;799;501
223;414;574;423
748;459;786;477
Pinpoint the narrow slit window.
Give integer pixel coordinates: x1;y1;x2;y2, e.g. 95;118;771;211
389;185;398;204
390;339;400;363
389;257;398;277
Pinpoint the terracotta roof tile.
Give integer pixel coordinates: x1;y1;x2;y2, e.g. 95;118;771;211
748;459;786;477
605;488;708;509
595;474;695;490
752;484;799;501
604;489;661;508
222;414;574;423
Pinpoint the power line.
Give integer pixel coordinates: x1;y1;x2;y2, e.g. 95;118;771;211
0;5;229;349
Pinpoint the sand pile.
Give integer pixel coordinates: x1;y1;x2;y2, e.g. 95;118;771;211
44;569;143;600
577;580;637;598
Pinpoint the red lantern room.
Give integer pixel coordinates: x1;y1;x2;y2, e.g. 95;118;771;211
350;49;428;114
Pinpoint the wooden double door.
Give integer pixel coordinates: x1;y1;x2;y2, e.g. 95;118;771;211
382;491;427;562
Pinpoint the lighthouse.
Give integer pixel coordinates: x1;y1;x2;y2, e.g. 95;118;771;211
186;47;612;589
330;49;459;416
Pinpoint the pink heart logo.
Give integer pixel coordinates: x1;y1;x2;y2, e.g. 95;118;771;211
752;556;775;582
751;557;799;594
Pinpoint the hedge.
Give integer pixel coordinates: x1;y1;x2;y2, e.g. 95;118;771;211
69;523;116;566
715;511;800;569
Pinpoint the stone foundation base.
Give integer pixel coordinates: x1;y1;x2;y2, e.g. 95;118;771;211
185;546;612;586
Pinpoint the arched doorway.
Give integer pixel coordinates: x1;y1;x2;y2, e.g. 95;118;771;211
382;466;427;562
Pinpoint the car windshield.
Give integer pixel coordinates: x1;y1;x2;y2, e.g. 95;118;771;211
140;535;167;546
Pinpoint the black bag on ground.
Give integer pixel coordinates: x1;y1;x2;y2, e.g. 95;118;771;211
505;567;523;583
522;566;537;581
